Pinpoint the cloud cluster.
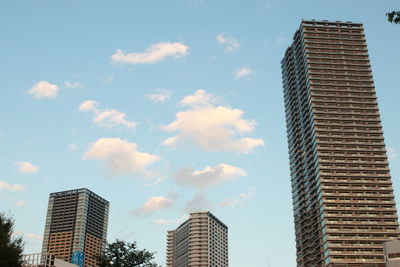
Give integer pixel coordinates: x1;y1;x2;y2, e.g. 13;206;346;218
145;89;172;103
111;42;188;64
84;138;160;176
0;181;27;192
234;67;253;79
15;161;40;174
79;100;136;129
28;81;59;99
133;193;177;217
162;90;264;153
216;34;240;51
174;164;246;188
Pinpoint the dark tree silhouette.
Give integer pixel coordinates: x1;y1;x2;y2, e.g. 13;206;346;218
98;239;160;267
0;212;24;267
387;11;400;24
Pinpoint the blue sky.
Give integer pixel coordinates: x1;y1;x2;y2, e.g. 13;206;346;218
1;0;399;266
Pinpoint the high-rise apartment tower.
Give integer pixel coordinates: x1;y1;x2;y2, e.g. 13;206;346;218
166;211;228;267
281;20;400;266
41;188;109;267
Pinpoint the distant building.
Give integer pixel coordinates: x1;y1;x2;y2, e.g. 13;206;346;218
22;253;77;267
166;211;228;267
384;240;400;267
41;188;109;267
281;19;400;266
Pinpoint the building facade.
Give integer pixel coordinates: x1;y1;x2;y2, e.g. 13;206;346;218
281;20;400;266
166;212;228;267
41;188;109;267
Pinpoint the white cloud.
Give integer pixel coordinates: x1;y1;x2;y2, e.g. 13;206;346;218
234;67;253;79
64;81;83;89
79;100;136;129
0;181;27;192
162;90;264;153
67;142;79;151
216;34;240;51
388;147;398;159
220;187;255;208
184;194;212;213
174;164;246;188
111;42;188;64
179;89;219;107
15;161;40;174
154;215;189;225
133;195;175;217
14;201;27;207
84;138;160;176
28;81;59;99
145;89;172;103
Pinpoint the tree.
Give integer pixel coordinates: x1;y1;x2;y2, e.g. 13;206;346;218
387;11;400;24
97;239;160;267
0;212;24;267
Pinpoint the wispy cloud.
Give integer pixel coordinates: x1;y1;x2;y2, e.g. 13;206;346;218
79;100;136;129
234;67;253;79
64;81;83;89
111;42;189;64
162;90;264;153
174;164;246;188
15;161;40;174
220;187;255;208
67;142;79;151
275;37;287;44
14;200;27;207
84;138;160;176
216;34;240;52
145;89;172;103
0;181;27;192
28;81;59;99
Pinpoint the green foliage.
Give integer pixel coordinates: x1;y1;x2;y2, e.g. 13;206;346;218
0;212;24;267
387;11;400;24
98;239;160;267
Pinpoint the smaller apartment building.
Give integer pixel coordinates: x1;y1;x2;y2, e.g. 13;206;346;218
166;211;228;267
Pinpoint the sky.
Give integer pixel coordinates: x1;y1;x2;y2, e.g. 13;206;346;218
0;0;399;266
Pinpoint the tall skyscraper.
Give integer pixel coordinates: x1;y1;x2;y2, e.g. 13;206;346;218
166;211;228;267
41;188;109;267
281;20;400;266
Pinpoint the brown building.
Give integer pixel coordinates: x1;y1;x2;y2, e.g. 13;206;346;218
41;188;109;267
281;20;400;266
166;212;228;267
